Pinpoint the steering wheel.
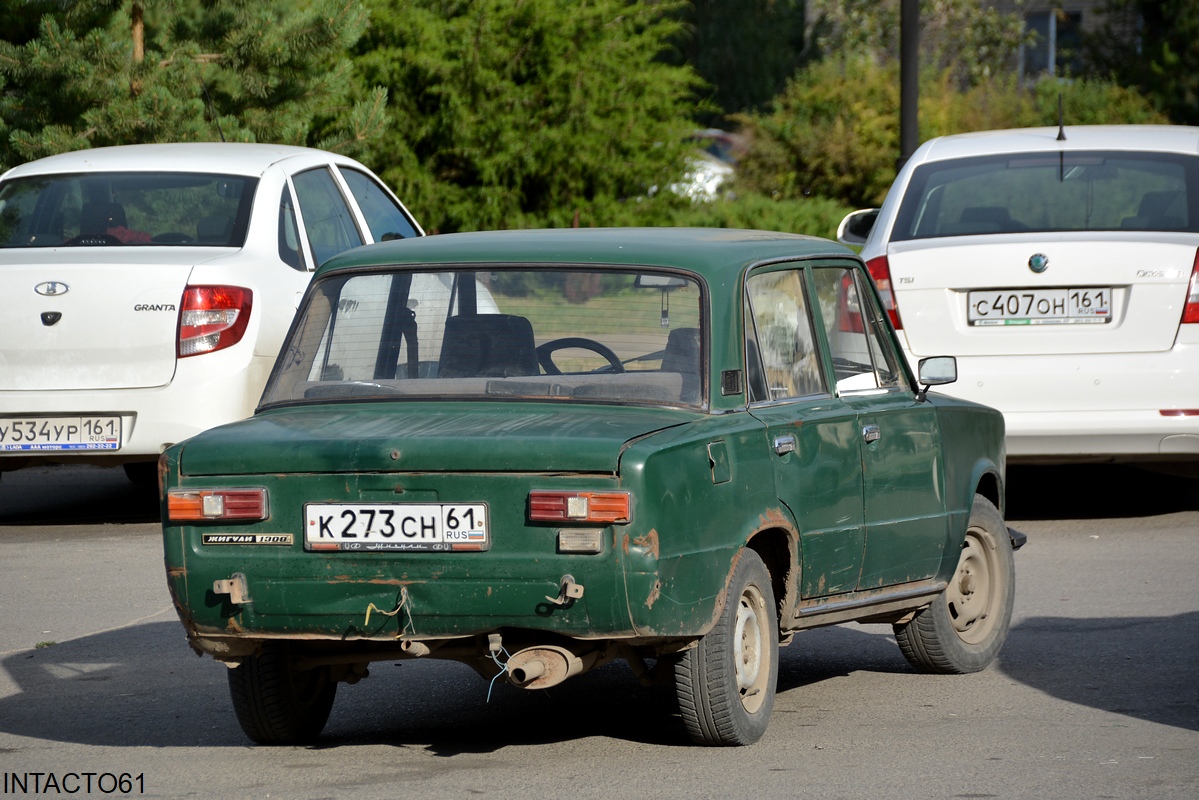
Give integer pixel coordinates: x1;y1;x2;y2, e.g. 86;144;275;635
536;337;625;375
64;233;121;246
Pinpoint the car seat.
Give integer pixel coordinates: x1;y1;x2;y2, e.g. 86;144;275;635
437;314;539;378
662;327;701;402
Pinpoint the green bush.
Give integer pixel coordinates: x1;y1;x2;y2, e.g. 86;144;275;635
657;193;855;241
736;57;1169;209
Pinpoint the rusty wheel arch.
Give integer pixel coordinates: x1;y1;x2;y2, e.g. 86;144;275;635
745;515;800;628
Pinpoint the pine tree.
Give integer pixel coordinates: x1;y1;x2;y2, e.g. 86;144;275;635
349;0;705;233
0;0;381;170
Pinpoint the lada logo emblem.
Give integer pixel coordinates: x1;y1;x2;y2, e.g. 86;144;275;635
1028;253;1049;274
35;280;70;296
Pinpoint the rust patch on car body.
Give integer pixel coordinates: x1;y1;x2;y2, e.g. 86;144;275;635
325;577;410;587
632;529;660;559
646;579;662;609
757;506;792;531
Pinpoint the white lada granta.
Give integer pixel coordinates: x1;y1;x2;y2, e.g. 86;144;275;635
0;143;423;483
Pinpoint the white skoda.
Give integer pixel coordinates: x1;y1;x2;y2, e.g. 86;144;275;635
840;125;1199;467
0;143;422;482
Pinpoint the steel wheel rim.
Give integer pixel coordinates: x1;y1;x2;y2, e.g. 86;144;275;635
733;583;769;713
946;529;998;644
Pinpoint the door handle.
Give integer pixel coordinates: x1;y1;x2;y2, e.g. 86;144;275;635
862;424;881;444
773;434;796;456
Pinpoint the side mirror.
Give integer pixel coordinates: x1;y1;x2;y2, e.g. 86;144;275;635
916;356;957;402
836;208;880;246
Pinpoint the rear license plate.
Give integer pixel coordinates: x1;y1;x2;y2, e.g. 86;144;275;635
968;288;1112;326
305;503;489;552
0;416;122;451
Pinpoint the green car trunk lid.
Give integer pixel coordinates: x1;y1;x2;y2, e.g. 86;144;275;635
177;401;698;476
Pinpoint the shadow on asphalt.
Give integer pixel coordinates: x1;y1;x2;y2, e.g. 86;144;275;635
0;620;680;750
0;464;158;525
2;614;1193;752
999;611;1199;733
1006;464;1199;521
0;620;904;751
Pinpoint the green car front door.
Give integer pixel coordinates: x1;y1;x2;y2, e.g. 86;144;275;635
809;266;949;590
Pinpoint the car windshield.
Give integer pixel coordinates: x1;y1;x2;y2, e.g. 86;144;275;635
263;267;705;408
0;172;257;248
892;150;1199;240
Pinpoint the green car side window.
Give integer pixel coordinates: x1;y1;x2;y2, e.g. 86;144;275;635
810;266;908;394
745;269;826;401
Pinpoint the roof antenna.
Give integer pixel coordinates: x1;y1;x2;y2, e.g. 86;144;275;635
201;78;226;143
1056;93;1066;141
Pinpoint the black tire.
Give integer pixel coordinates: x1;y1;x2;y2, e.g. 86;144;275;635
894;495;1015;674
227;643;337;744
675;548;778;746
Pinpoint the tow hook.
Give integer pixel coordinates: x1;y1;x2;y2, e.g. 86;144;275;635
213;573;252;605
545;574;585;607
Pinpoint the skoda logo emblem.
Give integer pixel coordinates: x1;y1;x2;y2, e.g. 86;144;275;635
1028;253;1049;274
35;280;70;296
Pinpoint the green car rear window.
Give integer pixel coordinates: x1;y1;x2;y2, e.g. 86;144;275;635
891;150;1199;240
265;267;705;408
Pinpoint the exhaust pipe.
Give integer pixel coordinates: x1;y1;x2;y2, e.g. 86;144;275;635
506;645;593;689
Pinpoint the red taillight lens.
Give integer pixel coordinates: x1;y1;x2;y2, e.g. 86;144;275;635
178;285;253;357
167;488;269;521
866;255;902;330
528;491;631;524
838;272;865;333
1182;249;1199;325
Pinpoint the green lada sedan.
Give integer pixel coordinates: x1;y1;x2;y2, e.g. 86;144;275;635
159;227;1019;747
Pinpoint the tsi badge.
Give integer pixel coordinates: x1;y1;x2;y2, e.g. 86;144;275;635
1028;253;1049;274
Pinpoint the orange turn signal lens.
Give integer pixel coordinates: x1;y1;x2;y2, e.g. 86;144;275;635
528;491;630;524
168;488;269;521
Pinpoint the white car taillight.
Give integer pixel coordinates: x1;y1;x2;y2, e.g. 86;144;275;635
1182;249;1199;325
178;285;253;357
866;255;902;330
